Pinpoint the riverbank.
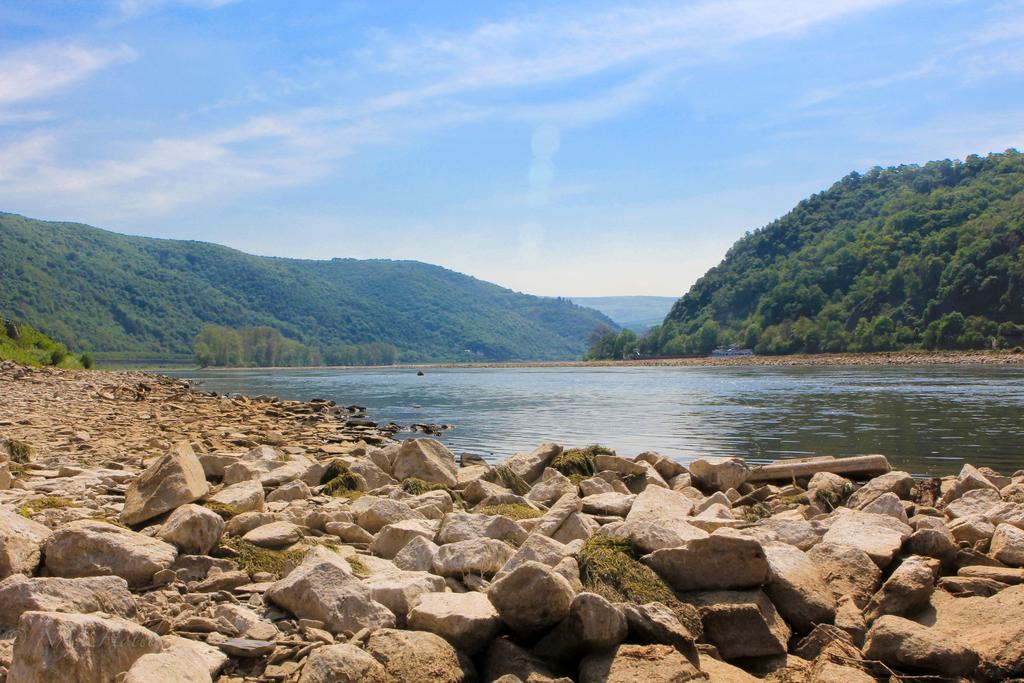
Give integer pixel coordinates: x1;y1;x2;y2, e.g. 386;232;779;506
0;360;1022;682
175;349;1024;373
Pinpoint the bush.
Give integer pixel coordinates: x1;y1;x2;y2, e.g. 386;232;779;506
79;352;94;369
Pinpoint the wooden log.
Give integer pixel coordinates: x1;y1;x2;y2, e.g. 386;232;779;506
748;454;891;483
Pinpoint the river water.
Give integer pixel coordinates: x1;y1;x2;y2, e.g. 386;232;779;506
171;365;1024;477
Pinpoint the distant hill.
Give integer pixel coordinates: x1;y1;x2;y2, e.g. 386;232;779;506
0;212;614;363
570;296;677;331
633;150;1024;357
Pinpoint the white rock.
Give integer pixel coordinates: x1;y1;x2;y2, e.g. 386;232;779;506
0;509;51;579
821;509;911;568
120;442;210;526
207;479;265;514
8;611;162;683
432;538;516;577
488;561;575;636
43;520;177;588
392;439;458;487
157;504;225;555
265;547;395;634
991;523;1024;567
0;574;136;629
408;591;502;654
371;518;437;559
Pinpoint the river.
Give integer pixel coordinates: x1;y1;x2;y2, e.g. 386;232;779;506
170;364;1024;477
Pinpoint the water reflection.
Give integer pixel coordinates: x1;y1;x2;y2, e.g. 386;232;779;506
171;365;1024;476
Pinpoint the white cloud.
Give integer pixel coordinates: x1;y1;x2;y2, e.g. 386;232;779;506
0;43;136;107
3;0;908;221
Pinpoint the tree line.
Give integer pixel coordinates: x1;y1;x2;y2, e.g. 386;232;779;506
193;325;400;367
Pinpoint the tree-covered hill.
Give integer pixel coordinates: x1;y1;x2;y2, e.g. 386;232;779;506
630;150;1024;357
0;213;614;363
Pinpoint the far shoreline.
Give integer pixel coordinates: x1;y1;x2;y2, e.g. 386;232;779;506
167;349;1024;373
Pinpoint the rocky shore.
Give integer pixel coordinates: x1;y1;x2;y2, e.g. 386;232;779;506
0;361;1022;682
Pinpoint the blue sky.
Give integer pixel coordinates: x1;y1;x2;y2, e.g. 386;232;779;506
1;0;1023;296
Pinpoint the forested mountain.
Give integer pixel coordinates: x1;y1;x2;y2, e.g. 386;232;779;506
0;213;613;363
569;296;676;331
632;150;1024;357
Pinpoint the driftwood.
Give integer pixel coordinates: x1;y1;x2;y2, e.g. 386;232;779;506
748;454;891;483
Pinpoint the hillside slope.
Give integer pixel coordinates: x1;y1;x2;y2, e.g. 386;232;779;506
570;296;676;331
641;150;1024;356
0;213;613;362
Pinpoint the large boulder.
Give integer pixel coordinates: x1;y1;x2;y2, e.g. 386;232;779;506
488;561;575;636
0;509;52;578
371;519;436;560
365;628;472;683
762;541;836;633
864;615;978;677
533;592;628;665
242;520;304;549
432;538;515;578
820;509;911;568
501;442;561;484
356;499;424;535
43;520;177;588
990;523;1024;566
0;574;136;629
688;457;749;492
579;644;704;683
120;442;209;526
392;439;458;487
407;591;501;655
156;504;225;555
299;643;392;683
864;555;938;622
942;464;1000;505
847;471;913;509
8;611;163;683
642;532;769;592
206;479;264;514
684;589;791;659
435;511;524;545
362;568;446;626
806;541;882;607
915;584;1024;679
620;602;700;666
265;547;395;634
125;636;226;683
496;533;572;579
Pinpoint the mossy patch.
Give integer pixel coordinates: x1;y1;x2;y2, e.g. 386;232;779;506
401;478;450;496
577;535;677;606
741;502;773;522
19;496;76;517
203;501;242;520
345;556;372;577
813;482;854;512
494;465;530;496
4;440;31;465
475;503;543;520
323;466;361;498
7;462;28;478
319;459;350;485
220;536;306;578
551;445;612;479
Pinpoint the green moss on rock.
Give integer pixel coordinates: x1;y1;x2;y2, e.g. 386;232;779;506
203;501;242;520
493;465;530;496
401;478;450;496
221;537;306;578
577;535;677;606
4;440;31;465
475;503;542;520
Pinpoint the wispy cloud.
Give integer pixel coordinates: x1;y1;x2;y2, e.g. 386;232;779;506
0;42;137;107
796;60;937;108
1;0;910;220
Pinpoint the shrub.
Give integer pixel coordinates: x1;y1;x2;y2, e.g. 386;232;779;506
551;446;609;479
79;352;94;369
